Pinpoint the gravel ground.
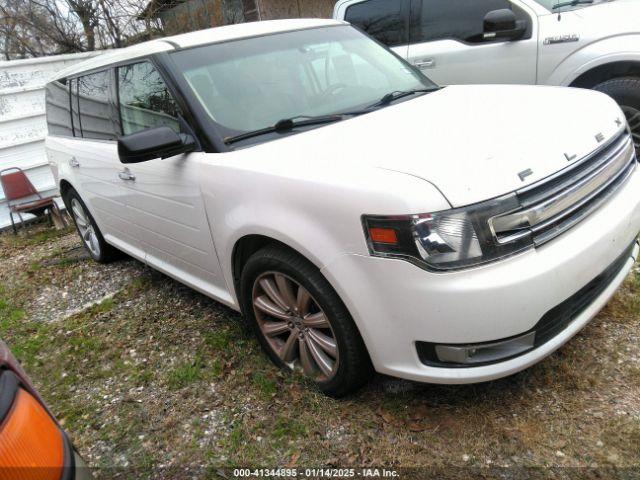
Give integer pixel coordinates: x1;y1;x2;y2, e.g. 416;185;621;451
0;223;639;479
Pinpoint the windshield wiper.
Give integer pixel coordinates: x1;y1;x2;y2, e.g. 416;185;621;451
366;88;438;110
224;88;439;145
224;112;364;145
552;0;593;10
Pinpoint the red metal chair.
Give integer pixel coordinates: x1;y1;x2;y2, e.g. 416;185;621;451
0;167;63;234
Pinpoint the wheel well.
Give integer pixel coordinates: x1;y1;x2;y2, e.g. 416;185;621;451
59;180;74;207
570;61;640;89
231;235;319;308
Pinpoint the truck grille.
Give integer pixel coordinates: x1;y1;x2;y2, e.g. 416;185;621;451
490;133;637;246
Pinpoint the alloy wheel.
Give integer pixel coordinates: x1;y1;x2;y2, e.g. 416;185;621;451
71;198;100;258
622;105;640;153
252;272;339;382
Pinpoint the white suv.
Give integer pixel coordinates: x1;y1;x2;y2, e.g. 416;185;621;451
45;19;640;397
334;0;640;151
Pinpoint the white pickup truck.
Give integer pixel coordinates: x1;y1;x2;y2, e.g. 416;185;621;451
333;0;640;150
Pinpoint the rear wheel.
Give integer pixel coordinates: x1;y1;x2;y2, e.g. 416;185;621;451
64;189;120;263
594;77;640;153
240;245;373;397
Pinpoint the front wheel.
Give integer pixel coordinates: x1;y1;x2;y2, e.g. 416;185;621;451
240;245;373;397
594;77;640;153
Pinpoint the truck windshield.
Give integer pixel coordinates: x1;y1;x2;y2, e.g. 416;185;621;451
535;0;616;12
170;25;436;140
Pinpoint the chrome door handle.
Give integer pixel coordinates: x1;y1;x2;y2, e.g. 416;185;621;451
118;169;136;181
69;157;80;168
415;59;436;69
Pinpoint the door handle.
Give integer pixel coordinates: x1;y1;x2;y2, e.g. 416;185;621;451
69;157;80;168
118;169;136;181
415;58;436;69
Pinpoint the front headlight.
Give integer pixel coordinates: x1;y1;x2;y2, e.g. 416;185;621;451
362;194;533;271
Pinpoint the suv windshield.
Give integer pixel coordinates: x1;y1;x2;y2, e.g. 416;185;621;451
534;0;616;11
170;25;436;142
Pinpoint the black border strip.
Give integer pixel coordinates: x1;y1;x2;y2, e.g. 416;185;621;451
0;370;18;428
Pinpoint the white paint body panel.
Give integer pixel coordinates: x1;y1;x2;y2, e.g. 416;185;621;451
48;20;640;385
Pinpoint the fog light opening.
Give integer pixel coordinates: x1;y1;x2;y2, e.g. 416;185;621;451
434;331;536;365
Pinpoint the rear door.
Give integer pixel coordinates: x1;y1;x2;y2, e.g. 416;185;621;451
406;0;538;85
114;60;227;298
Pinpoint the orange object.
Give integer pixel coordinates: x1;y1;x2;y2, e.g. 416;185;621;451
0;389;64;480
369;227;398;244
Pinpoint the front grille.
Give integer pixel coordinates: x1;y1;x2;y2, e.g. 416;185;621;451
416;238;638;368
491;133;636;246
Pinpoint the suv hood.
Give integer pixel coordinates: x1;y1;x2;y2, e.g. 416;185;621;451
254;85;625;207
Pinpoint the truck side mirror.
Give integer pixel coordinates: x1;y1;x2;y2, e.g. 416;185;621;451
483;9;526;41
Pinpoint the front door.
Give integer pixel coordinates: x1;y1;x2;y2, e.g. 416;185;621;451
406;0;538;86
114;60;229;301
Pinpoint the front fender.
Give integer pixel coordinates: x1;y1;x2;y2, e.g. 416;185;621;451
198;161;450;308
545;34;640;86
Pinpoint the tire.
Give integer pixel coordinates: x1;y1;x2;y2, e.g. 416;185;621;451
240;245;373;397
64;188;121;263
594;77;640;152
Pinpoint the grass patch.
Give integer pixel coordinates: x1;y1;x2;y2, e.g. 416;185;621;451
203;327;236;351
1;225;74;249
251;371;277;398
271;416;307;439
91;297;116;314
166;356;204;390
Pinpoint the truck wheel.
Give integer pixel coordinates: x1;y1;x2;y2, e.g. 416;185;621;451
240;245;373;397
594;77;640;153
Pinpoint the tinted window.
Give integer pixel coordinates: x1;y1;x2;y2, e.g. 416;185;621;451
78;70;118;141
345;0;407;47
69;78;82;138
412;0;528;44
45;79;73;137
118;62;180;135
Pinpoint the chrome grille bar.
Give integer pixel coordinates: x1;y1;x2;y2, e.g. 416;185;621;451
490;133;636;245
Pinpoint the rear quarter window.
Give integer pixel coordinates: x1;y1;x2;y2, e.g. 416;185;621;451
45;79;73;137
77;70;119;141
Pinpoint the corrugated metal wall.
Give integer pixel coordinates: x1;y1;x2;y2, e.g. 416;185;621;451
0;51;101;230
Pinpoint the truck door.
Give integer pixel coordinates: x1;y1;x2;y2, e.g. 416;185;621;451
406;0;538;86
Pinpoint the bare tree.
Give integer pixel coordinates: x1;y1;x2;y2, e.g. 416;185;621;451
0;0;84;59
0;0;163;59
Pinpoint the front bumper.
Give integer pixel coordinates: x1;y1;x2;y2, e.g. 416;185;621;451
321;167;640;384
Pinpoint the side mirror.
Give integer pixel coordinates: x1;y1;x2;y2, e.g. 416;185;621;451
118;126;196;164
483;9;526;41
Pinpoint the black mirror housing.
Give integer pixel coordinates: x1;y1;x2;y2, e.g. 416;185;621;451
118;126;196;164
484;9;517;32
483;9;526;41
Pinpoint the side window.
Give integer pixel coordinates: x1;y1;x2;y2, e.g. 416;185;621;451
45;79;73;137
117;62;181;135
412;0;528;44
69;78;82;138
345;0;407;47
78;70;119;141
